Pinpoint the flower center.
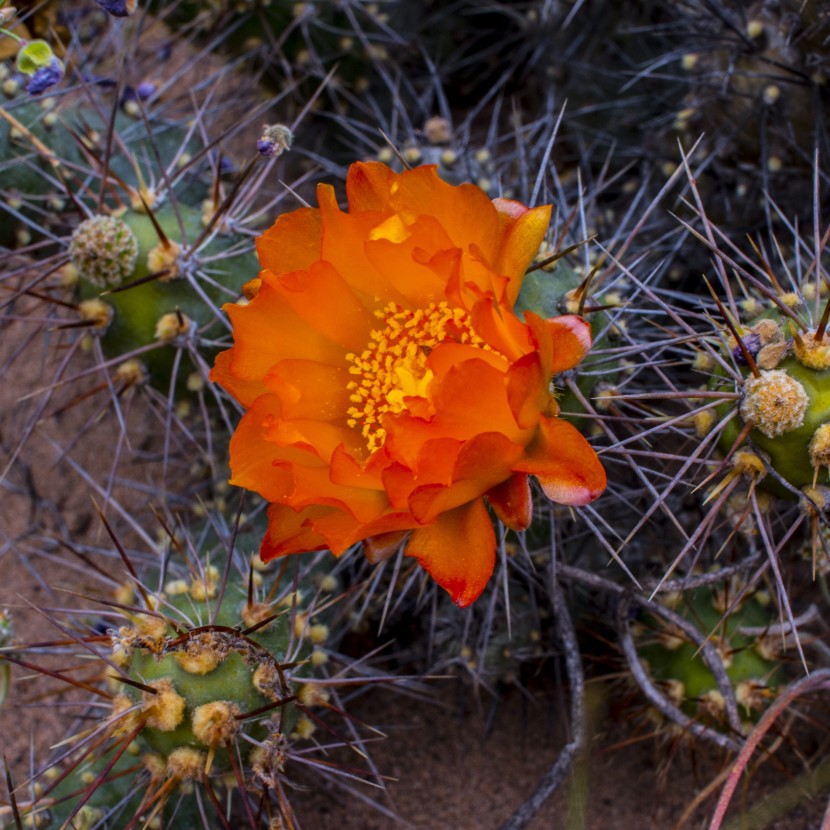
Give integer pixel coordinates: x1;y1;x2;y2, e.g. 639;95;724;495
346;301;490;452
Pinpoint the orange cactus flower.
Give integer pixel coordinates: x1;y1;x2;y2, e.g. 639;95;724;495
211;162;606;607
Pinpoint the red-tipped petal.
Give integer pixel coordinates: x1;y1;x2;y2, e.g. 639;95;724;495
515;417;606;506
405;497;496;607
526;312;592;375
487;472;533;531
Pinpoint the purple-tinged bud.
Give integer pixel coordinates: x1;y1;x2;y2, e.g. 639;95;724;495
732;332;761;365
257;124;293;159
136;81;156;100
27;57;64;95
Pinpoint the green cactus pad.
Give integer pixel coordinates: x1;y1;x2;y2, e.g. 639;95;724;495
116;578;304;772
710;307;830;498
76;203;258;392
638;586;784;727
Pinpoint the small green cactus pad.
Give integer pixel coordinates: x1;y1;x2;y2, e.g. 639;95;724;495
637;585;784;729
74;203;257;392
111;574;309;773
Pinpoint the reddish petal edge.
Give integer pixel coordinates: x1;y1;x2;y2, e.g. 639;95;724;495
487;472;533;531
515;417;606;507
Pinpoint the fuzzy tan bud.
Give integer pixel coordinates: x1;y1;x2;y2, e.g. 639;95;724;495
154;311;192;342
147;240;182;281
78;298;114;331
142;678;186;732
191;701;241;747
739;370;808;437
166;747;206;781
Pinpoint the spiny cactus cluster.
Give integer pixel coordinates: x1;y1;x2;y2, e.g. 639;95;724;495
3;1;830;829
0;510;389;829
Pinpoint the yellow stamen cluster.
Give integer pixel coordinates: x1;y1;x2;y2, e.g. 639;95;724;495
345;301;494;452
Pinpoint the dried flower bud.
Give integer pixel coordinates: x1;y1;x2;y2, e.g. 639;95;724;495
26;58;64;95
257;124;293;158
15;40;64;95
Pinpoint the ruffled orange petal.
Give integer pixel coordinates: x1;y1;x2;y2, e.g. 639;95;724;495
491;200;552;305
261;503;330;561
408;431;524;524
364;215;457;305
313;509;417;554
383;359;527;469
386;166;501;263
381;436;460;508
458;246;508;300
382;358;524;470
515;416;606;506
329;442;390;490
405;496;496;608
222;281;344;391
261;443;386;523
263;417;362;464
210;348;266;409
506;353;551;431
274;260;374;353
256;207;322;274
228;396;295;502
526;312;592;376
345;161;398;212
470;292;535;362
487;472;533;531
318;185;409;305
364;529;409;563
428;357;523;441
263;359;350;422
